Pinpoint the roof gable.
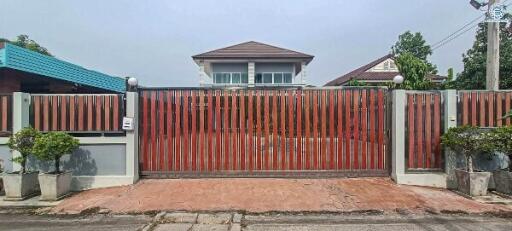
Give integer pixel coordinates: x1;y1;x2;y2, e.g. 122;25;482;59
192;41;314;62
324;54;394;86
0;43;125;92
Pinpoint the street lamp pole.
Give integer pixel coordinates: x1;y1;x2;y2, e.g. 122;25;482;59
486;0;500;90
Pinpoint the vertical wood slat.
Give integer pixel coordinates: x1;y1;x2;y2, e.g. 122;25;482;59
104;96;111;131
247;91;254;171
416;94;424;168
264;91;270;170
272;92;279;170
337;90;343;170
0;96;8;132
159;91;166;171
462;92;469;125
296;90;303;170
175;91;182;171
150;92;157;171
361;90;367;170
52;96;59;130
112;95;119;131
344;91;351;169
312;91;319;169
407;94;415;169
86;96;93;131
240;90;246;171
369;90;376;170
281;91;287;170
183;92;189;171
191;92;197;171
42;95;50;131
95;96;102;131
78;95;84;131
489;92;494;127
255;91;262;170
425;94;432;169
199;91;206;171
34;96;41;131
320;91;327;170
224;92;230;170
353;91;360;170
471;92;478;126
304;91;311;170
433;94;441;168
377;90;385;169
328;90;335;169
497;93;503;127
232;91;238;170
215;91;221;171
167;91;174;171
289;91;295;170
479;92;486;126
506;93;511;126
142;92;149;171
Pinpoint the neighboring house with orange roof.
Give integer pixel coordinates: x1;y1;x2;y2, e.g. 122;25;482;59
324;54;446;86
192;41;314;87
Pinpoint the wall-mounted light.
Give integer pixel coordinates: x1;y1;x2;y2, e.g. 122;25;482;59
393;75;404;85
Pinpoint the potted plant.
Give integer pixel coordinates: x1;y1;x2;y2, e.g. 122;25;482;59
441;125;493;196
32;132;79;201
3;127;41;201
488;126;512;195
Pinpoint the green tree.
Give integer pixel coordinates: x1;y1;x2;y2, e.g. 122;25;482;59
394;52;433;90
455;15;512;89
0;35;52;56
7;127;41;174
391;31;437;73
32;132;79;173
346;79;368;86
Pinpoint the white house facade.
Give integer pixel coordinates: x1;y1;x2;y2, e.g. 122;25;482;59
192;41;314;87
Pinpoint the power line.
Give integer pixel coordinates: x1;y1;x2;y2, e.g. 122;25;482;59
431;1;512;51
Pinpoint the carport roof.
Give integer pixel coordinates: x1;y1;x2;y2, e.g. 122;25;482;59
0;42;126;93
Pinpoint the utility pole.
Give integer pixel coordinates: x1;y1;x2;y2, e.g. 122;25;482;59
486;0;500;90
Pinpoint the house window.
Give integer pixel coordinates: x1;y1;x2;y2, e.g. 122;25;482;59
213;72;249;84
255;72;294;84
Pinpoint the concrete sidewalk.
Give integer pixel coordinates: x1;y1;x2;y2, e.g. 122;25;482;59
51;178;511;215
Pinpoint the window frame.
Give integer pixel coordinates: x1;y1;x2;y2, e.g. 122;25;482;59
254;72;294;85
213;72;249;84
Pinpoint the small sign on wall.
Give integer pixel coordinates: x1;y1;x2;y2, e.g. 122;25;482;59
122;117;135;130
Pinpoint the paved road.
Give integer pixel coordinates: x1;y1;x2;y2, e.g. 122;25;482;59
0;214;151;231
0;212;511;231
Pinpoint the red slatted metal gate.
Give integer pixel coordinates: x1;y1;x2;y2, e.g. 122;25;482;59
138;88;389;178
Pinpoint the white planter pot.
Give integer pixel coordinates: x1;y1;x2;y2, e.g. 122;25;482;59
3;172;40;201
38;171;72;201
455;169;491;196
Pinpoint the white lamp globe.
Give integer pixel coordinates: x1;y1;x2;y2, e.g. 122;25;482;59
393;75;404;84
127;77;138;87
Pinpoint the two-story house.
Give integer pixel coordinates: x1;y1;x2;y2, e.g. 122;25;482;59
192;41;314;87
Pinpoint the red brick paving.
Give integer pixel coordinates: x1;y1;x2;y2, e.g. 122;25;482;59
52;178;511;214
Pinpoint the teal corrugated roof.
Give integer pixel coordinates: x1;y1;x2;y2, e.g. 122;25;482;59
0;43;125;92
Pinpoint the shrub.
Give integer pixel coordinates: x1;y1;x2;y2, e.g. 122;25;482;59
441;125;493;172
32;132;79;174
488;126;512;172
6;127;41;174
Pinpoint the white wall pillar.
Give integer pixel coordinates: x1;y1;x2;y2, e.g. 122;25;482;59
301;61;307;85
11;92;31;172
199;61;206;86
248;62;255;87
125;92;139;183
443;90;458;189
391;90;406;181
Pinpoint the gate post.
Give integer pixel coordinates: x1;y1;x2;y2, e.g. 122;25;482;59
443;90;458;189
11;92;31;172
391;90;406;182
125;92;139;183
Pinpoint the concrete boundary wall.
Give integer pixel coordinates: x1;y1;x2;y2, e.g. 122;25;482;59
0;92;139;191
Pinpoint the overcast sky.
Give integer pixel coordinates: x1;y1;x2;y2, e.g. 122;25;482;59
0;0;486;87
